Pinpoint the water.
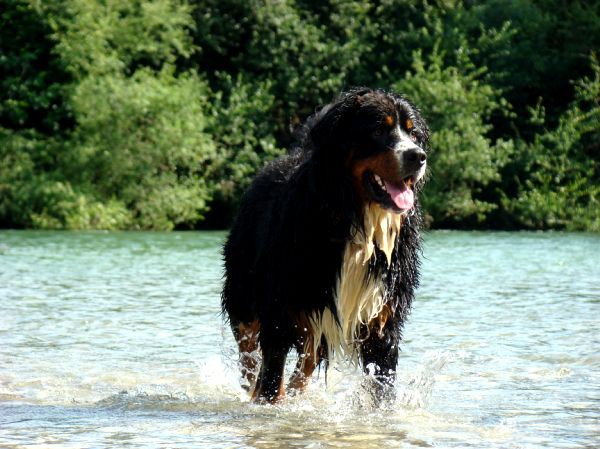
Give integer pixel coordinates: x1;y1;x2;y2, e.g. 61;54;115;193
1;230;598;448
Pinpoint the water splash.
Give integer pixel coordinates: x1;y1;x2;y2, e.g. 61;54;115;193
399;350;456;408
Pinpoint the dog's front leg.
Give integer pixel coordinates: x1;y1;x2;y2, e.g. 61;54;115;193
359;316;400;404
252;340;288;404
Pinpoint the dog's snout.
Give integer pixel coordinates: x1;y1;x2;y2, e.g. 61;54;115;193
403;148;427;169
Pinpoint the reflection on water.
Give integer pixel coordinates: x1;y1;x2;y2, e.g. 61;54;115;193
1;230;599;448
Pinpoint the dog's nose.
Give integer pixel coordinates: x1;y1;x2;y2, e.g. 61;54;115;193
403;148;427;169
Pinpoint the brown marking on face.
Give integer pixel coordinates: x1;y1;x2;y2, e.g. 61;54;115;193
406;118;414;130
385;115;394;127
351;150;402;204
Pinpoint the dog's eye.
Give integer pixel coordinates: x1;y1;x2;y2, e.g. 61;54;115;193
372;128;384;137
409;129;419;142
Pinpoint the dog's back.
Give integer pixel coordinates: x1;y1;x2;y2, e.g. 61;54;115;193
223;147;345;331
223;151;308;322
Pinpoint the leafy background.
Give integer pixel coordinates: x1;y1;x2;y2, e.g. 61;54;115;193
1;0;598;230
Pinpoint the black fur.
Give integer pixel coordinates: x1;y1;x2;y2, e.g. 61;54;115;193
222;87;429;403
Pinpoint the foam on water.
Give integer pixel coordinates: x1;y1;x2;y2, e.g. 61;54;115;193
1;331;472;449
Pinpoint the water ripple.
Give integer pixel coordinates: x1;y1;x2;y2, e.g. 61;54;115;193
1;230;599;448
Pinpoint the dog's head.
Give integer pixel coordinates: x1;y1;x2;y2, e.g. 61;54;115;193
309;88;429;213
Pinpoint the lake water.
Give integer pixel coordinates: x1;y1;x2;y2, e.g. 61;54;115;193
1;230;599;448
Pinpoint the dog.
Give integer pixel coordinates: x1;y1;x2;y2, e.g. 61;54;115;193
222;87;429;403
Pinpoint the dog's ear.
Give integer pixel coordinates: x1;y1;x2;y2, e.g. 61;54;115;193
309;88;372;161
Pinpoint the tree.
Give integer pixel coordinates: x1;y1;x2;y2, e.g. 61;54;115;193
394;46;514;226
505;55;600;231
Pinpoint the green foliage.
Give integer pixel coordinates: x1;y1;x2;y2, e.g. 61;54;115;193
192;0;373;139
0;128;50;227
54;0;195;77
190;0;376;223
0;128;131;229
1;0;215;230
56;0;214;230
395;48;514;225
205;75;283;224
0;0;598;230
238;0;370;119
68;68;216;230
505;56;600;231
0;0;72;134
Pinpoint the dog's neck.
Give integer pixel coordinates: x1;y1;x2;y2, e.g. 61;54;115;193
354;203;403;267
310;204;404;360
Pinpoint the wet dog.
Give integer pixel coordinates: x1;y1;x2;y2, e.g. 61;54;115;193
222;88;429;403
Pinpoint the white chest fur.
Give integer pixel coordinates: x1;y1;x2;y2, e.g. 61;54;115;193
310;204;403;360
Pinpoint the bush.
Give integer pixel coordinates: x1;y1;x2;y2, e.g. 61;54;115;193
0;0;72;135
54;0;195;77
69;68;216;230
505;55;600;231
394;48;514;226
1;0;598;231
204;74;283;225
0;128;132;229
192;0;372;140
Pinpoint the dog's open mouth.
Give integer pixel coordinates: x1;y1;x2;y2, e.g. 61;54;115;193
365;172;415;211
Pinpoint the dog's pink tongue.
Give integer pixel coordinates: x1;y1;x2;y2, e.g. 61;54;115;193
384;180;414;210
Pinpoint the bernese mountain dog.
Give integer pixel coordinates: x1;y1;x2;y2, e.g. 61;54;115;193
222;87;429;403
